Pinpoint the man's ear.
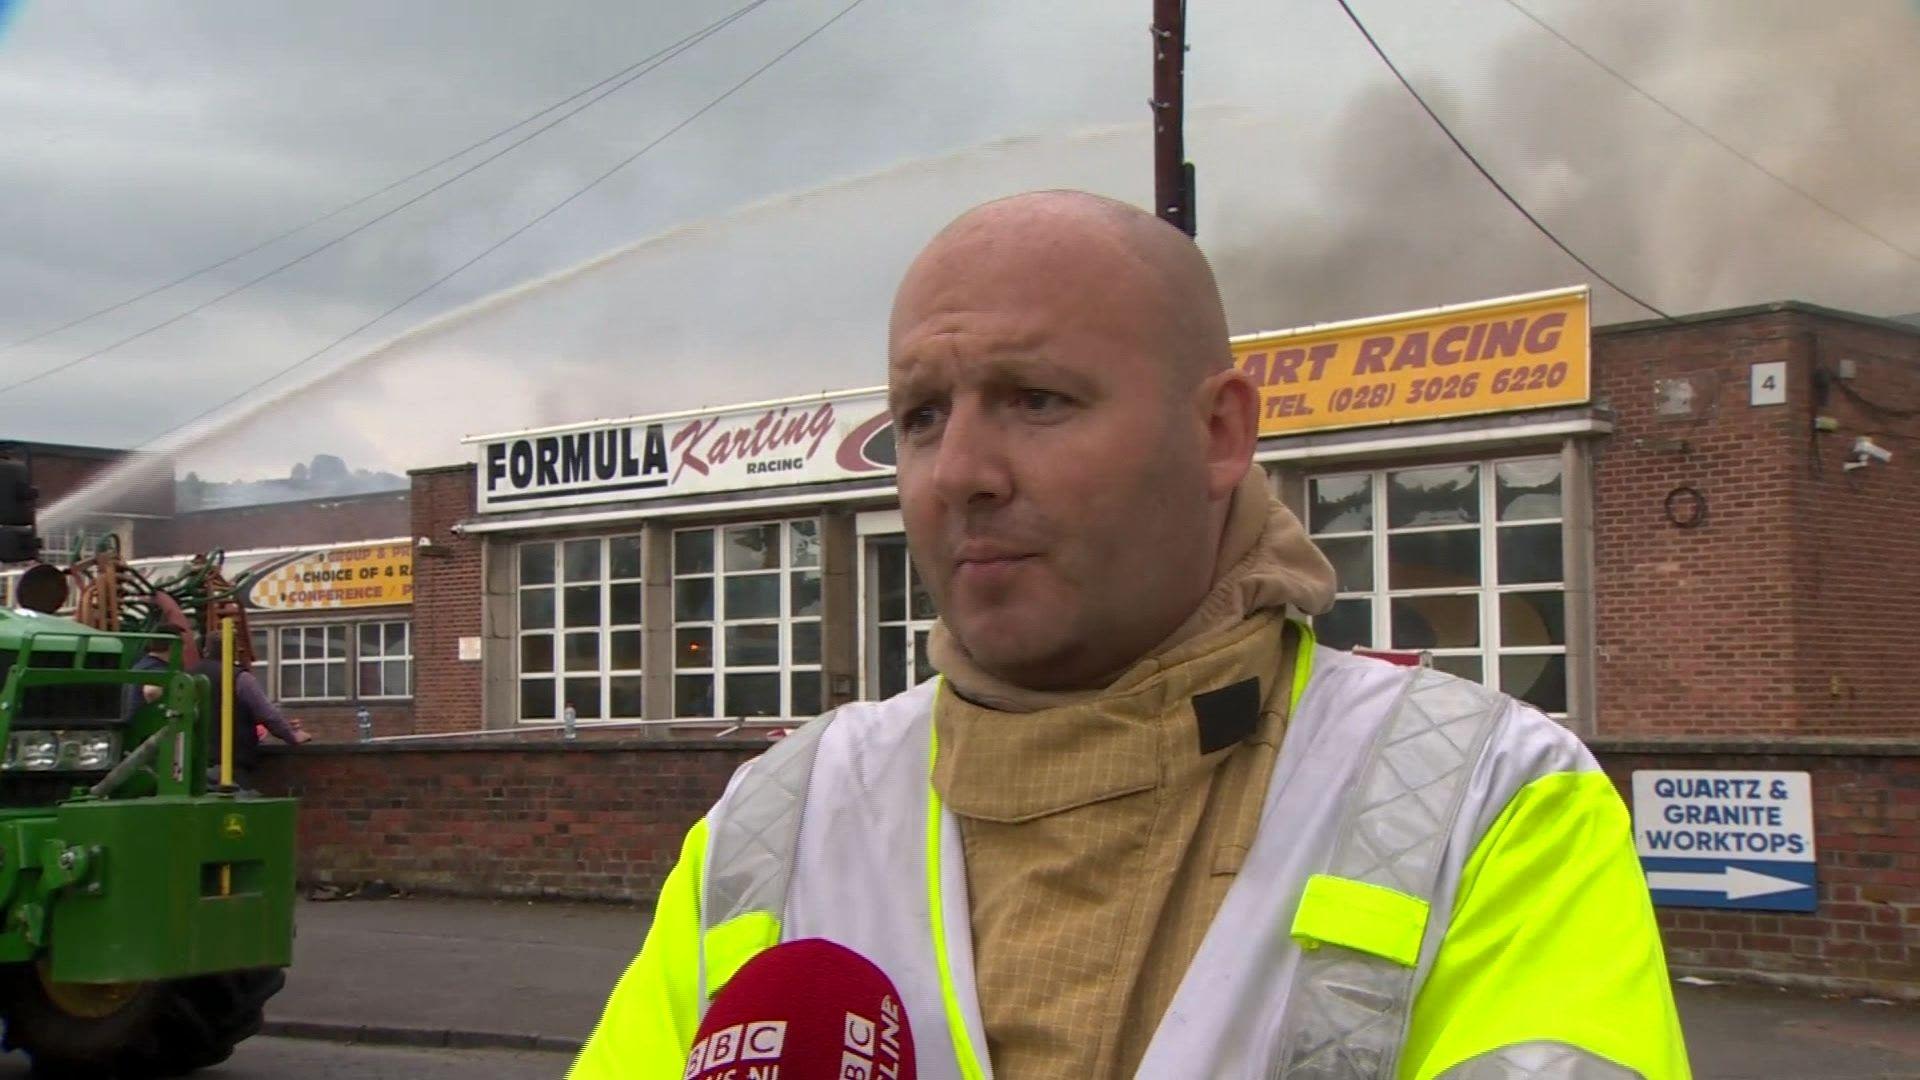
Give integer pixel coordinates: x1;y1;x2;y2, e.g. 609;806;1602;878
1196;367;1259;501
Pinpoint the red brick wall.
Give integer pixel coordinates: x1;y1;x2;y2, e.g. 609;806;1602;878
1592;308;1920;738
1790;321;1920;736
255;738;1919;992
411;466;483;733
1597;744;1920;994
279;702;415;743
153;492;409;555
255;741;755;902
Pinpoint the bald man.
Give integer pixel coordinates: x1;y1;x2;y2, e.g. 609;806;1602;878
574;193;1688;1080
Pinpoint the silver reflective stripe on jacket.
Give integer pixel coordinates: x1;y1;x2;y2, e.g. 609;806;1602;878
696;712;835;1002
1276;667;1510;1080
1439;1042;1647;1080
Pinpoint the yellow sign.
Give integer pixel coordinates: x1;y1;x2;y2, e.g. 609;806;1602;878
1234;288;1590;436
241;542;413;611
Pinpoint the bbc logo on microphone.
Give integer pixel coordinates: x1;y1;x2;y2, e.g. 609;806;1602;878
839;996;906;1080
685;1019;785;1079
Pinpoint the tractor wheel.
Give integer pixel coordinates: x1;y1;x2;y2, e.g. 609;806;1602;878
0;963;285;1077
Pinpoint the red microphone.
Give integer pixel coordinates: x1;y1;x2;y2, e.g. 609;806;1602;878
684;938;915;1080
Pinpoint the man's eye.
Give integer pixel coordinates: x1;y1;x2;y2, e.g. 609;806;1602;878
1015;389;1068;413
898;404;941;433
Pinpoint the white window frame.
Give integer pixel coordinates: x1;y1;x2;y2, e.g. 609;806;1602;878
864;533;937;700
514;535;645;723
277;623;349;702
356;620;414;700
672;518;823;720
1307;455;1568;715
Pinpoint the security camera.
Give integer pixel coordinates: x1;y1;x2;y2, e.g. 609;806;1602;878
1853;437;1893;464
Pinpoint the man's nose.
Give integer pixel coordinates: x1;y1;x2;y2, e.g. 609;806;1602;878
930;401;1013;509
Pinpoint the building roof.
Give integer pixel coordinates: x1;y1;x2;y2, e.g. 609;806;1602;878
1598;300;1920;341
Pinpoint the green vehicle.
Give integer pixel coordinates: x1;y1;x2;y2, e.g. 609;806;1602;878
0;606;294;1076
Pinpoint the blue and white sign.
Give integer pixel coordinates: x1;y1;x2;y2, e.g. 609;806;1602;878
1631;770;1817;912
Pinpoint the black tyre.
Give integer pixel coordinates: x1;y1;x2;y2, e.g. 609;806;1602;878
0;963;285;1077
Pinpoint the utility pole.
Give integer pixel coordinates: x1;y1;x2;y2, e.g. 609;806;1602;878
1151;0;1195;236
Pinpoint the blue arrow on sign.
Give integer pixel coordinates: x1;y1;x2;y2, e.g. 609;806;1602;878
1641;857;1816;912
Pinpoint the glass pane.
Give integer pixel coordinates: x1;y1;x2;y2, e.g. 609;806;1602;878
1497;524;1563;585
675;675;715;718
563;677;601;720
385;660;409;696
519;542;555;586
610;630;642;671
1496;459;1562;522
609;676;644;718
723;524;781;572
563;539;601;583
610;583;643;627
279;627;301;660
520;678;555;720
608;535;644;579
725;624;781;667
359;624;380;656
1432;654;1483;683
358;661;381;698
790;670;823;715
1388;465;1480;528
325;662;346;698
1502;654;1568;714
520;588;555;631
876;541;907;623
1388;530;1481;590
909;563;936;620
676;627;713;669
791;571;822;618
913;629;936;684
724;574;781;620
791;621;821;666
789;520;821;568
1314;598;1372;651
280;666;303;699
1317;536;1372;593
564;631;600;672
384;621;407;654
564;585;601;628
1391;594;1480;649
520;634;554;674
1309;474;1372;534
674;529;714;575
725;672;781;717
674;578;714;622
251;628;271;666
327;627;348;658
879;625;907;699
1500;591;1566;647
305;627;325;656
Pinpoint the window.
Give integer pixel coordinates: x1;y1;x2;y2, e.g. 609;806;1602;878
673;519;822;719
1307;457;1568;715
517;536;644;722
357;621;412;699
278;624;348;701
248;627;273;696
870;535;937;699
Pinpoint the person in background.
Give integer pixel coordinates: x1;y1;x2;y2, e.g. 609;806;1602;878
194;632;309;792
121;629;178;720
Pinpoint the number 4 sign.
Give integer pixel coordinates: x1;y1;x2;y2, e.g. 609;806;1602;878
1750;361;1787;406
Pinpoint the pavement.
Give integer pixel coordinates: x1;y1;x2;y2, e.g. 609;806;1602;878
268;897;1920;1079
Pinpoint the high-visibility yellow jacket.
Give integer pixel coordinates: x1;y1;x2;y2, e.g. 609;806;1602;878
573;632;1690;1079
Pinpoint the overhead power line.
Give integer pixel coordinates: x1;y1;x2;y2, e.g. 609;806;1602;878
0;0;773;360
139;0;874;450
1330;0;1672;319
1498;0;1919;268
0;0;772;396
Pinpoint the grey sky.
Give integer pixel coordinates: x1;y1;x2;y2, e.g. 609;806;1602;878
2;0;1916;506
